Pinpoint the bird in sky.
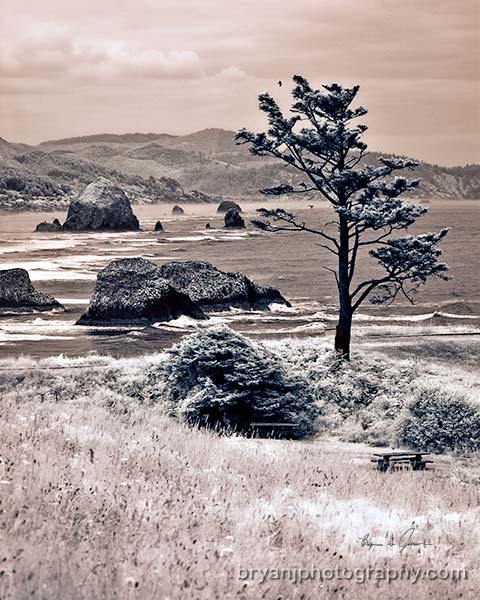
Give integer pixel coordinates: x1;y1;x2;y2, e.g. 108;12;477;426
278;80;282;87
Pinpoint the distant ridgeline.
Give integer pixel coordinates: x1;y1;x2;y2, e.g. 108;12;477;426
0;130;479;210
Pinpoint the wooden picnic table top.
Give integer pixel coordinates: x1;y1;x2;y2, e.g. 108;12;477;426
250;422;299;428
372;451;430;458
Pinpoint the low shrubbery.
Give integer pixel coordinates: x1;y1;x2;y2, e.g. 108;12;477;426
1;329;478;453
398;386;480;453
153;325;318;438
267;339;420;445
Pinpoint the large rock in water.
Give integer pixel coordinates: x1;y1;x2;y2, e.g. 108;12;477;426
77;258;206;325
0;268;64;312
159;261;291;311
63;178;140;231
172;205;184;215
217;200;241;213
224;208;245;229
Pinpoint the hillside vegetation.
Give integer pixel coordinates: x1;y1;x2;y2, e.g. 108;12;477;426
1;130;479;210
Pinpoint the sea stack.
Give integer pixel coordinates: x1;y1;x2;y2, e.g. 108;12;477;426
77;258;206;326
63;178;140;231
154;220;163;231
172;205;185;215
0;268;64;312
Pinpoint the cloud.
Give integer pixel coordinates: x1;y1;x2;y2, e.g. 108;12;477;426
217;66;249;80
0;24;204;82
0;0;477;164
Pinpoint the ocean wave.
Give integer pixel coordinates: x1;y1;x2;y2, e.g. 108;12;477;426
352;323;480;338
0;334;75;343
29;271;97;281
2;254;130;281
153;316;203;330
302;311;480;323
56;298;90;305
268;302;298;313
0;239;87;254
0;319;77;333
161;236;218;242
351;311;480;323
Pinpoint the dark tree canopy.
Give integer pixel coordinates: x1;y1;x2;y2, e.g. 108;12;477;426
236;76;449;359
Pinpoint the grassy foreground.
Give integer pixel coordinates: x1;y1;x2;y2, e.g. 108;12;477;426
0;352;479;599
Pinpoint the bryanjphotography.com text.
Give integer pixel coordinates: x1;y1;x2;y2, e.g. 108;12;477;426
239;565;468;585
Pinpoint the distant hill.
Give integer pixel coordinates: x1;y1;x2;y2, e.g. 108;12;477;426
40;133;176;145
0;129;479;211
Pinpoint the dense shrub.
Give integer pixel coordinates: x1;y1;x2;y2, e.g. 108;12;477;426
398;386;480;453
267;339;420;444
157;325;318;438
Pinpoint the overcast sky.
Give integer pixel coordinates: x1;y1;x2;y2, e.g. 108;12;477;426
1;0;478;165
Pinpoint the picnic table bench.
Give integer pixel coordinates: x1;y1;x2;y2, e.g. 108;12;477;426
371;451;433;472
249;422;300;438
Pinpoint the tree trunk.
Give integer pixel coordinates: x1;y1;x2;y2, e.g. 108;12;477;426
335;212;352;360
335;310;352;360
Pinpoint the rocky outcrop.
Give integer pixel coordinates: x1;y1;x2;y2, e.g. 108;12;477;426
159;261;290;311
77;258;206;325
154;220;163;231
172;205;185;215
35;218;63;232
63;178;140;231
217;200;241;213
0;268;64;312
224;208;245;229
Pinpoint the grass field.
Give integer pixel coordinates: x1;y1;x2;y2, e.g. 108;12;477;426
0;348;479;599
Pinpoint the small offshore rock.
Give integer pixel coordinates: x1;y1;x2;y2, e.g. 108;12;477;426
35;218;63;232
224;208;245;229
217;200;241;213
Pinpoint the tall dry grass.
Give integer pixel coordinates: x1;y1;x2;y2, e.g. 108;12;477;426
0;351;479;599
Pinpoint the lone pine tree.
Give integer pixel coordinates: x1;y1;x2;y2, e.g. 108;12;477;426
236;75;449;360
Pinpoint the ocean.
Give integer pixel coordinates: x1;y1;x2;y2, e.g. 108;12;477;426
0;199;479;361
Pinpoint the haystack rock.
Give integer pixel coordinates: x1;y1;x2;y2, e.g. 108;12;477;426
159;261;291;311
77;258;206;326
217;200;242;213
154;220;163;232
172;205;184;215
0;268;64;312
35;218;62;232
224;208;245;229
63;178;140;231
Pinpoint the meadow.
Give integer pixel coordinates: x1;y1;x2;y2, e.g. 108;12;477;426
1;341;479;600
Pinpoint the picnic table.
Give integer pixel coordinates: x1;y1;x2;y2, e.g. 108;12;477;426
371;451;433;472
249;422;300;438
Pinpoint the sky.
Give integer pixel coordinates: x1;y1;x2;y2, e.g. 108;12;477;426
1;0;478;165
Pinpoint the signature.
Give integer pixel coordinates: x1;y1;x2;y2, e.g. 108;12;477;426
359;526;434;553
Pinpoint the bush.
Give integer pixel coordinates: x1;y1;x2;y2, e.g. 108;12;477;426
158;325;318;438
397;386;480;453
